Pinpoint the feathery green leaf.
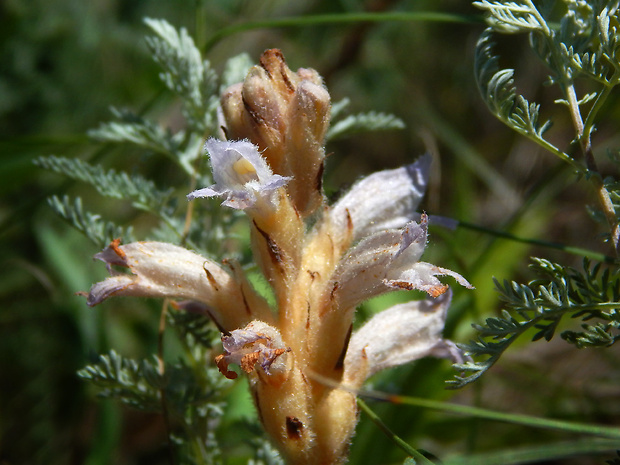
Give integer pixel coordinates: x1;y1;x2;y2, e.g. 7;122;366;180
35;155;175;214
47;195;134;248
144;18;218;134
449;258;620;388
326;110;405;141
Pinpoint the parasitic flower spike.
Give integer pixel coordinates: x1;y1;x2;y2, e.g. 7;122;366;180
85;49;473;464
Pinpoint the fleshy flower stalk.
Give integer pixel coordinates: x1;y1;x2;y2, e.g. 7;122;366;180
85;49;473;464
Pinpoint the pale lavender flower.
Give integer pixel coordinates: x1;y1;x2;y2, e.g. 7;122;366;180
86;239;274;331
329;214;473;313
328;153;431;245
187;138;290;210
343;289;460;387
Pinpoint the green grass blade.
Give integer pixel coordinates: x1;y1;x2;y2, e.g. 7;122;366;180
203;12;483;52
360;392;620;440
443;438;620;465
357;398;437;465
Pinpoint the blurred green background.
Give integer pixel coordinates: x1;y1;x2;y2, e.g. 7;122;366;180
2;0;619;464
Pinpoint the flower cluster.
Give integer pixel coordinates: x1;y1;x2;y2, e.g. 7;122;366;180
86;49;472;465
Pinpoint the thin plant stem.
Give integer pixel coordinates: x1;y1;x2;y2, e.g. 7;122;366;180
564;83;620;255
357;398;437;465
158;298;177;465
457;220;617;264
308;369;620;441
443;438;620;465
582;68;620;136
566;86;587;161
580;69;620;254
524;0;551;36
203;11;483;53
519;127;585;174
362;391;620;440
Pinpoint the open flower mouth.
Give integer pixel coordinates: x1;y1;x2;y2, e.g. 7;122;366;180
187;139;291;211
214;320;290;380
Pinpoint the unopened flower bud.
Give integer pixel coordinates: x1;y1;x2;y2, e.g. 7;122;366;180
287;80;331;215
220;49;331;217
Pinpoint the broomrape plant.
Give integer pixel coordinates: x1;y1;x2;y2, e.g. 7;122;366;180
83;49;473;464
33;2;620;463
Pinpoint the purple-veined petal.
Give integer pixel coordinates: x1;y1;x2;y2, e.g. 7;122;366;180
329;153;431;245
330;216;472;310
86;240;272;331
330;228;403;310
385;220;473;296
428;214;458;230
187;139;290;210
343;290;460;387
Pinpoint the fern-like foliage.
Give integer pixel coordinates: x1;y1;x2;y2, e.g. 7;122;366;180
77;350;163;411
475;29;552;142
144;17;219;134
88;108;204;176
326;97;405;141
47;195;134;248
219;52;253;91
248;439;286;465
78;351;227;436
449;258;620;388
561;3;620;87
35;155;175;214
169;307;218;350
473;1;620;175
474;0;546;33
468;2;620;391
86;17;223;176
88;107;182;154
